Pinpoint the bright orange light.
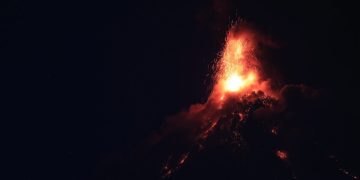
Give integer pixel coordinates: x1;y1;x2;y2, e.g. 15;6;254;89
225;74;244;92
223;72;257;92
207;26;275;103
213;28;260;97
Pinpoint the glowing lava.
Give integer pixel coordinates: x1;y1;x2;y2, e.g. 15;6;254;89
213;27;261;98
276;150;288;160
225;74;243;92
224;73;256;92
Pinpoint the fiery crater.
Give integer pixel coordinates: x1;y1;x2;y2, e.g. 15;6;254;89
224;73;256;92
213;28;263;99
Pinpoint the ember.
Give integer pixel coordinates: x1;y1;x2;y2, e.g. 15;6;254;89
276;150;288;160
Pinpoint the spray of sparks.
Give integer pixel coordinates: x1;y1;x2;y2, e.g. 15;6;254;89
217;30;258;94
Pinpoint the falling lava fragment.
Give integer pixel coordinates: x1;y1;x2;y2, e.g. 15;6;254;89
276;150;288;160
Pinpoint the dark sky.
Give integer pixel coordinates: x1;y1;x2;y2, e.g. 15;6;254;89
3;0;359;179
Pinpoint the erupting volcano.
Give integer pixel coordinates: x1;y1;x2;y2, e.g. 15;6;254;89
160;25;280;179
151;24;358;180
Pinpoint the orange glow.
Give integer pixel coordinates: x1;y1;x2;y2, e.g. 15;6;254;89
276;150;288;160
225;74;244;92
212;27;264;100
179;153;189;165
271;127;278;135
224;72;256;92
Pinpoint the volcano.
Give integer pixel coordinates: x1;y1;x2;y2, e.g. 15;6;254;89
161;91;281;178
134;24;359;180
158;24;283;179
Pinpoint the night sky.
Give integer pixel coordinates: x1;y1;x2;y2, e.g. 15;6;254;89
3;0;359;179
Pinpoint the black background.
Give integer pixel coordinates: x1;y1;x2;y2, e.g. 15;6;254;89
3;0;359;179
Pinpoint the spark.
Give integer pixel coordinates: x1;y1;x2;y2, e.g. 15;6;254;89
179;153;189;165
276;150;288;160
271;127;278;135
